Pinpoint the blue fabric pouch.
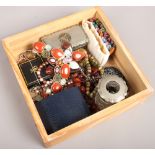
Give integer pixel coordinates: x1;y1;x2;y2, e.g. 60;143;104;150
36;87;90;134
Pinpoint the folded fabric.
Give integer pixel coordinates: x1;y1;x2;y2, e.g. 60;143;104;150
82;20;110;67
36;87;90;134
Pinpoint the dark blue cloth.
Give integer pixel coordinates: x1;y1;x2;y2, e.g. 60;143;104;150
36;87;90;134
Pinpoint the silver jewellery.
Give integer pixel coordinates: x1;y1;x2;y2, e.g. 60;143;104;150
95;74;128;110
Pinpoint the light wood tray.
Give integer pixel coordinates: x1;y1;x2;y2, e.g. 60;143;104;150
2;7;153;147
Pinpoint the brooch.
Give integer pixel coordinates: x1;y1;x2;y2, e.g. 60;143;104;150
33;41;87;95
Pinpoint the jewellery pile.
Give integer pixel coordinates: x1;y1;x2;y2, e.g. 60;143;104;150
32;42;88;97
17;17;129;113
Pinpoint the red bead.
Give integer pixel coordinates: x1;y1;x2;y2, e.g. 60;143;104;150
60;64;70;79
67;83;74;88
41;90;48;98
33;42;45;54
72;73;78;78
73;77;81;84
72;50;86;61
45;66;53;75
92;67;98;74
80;86;86;93
107;37;110;42
79;74;84;79
74;82;81;87
51;48;64;59
51;82;62;93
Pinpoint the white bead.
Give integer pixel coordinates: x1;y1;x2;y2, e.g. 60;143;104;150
46;88;51;94
46;81;50;85
40;78;43;82
60;78;66;85
69;61;80;69
37;71;40;75
67;46;73;53
63;57;72;64
36;90;39;94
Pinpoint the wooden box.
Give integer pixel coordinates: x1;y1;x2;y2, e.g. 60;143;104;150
2;7;153;147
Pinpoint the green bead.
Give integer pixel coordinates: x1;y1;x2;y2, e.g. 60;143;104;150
85;57;89;61
44;44;52;51
86;91;90;95
87;66;91;70
100;69;104;75
93;23;98;28
86;87;90;91
87;73;91;77
79;62;83;66
91;62;95;66
85;61;89;65
89;93;93;98
86;63;90;66
86;82;90;87
101;27;106;32
41;50;50;58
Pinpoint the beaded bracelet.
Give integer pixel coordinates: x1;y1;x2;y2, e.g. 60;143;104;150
78;52;104;98
37;61;53;87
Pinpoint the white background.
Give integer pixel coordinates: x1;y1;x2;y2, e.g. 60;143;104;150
0;6;155;148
